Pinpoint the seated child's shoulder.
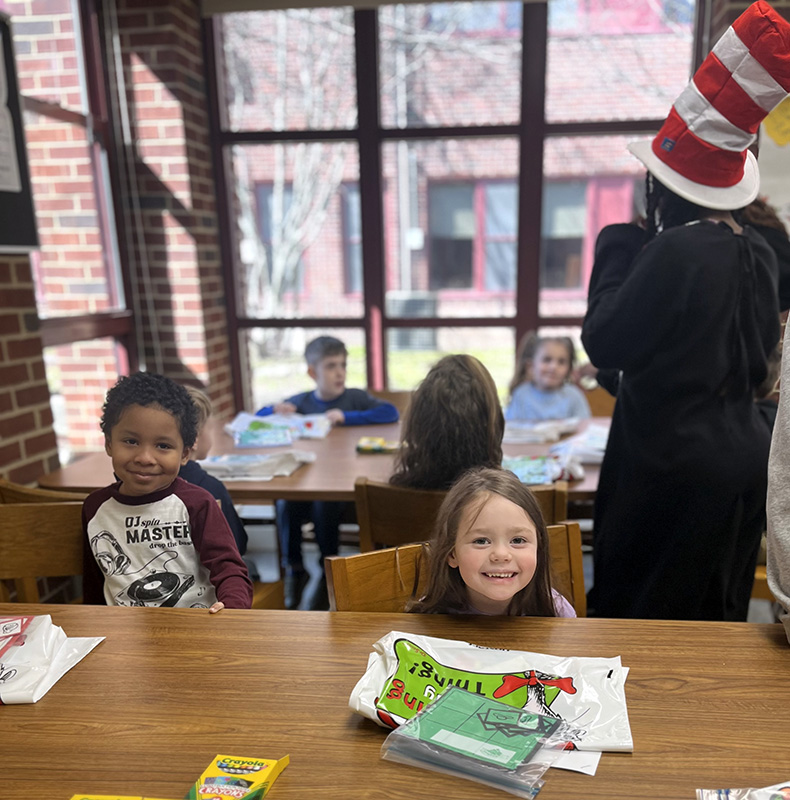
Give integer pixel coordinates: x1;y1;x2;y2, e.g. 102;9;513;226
171;477;223;507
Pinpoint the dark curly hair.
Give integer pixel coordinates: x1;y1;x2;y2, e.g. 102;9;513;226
390;354;504;491
100;372;198;449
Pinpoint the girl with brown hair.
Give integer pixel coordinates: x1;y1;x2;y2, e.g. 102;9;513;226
408;467;574;616
389;354;504;491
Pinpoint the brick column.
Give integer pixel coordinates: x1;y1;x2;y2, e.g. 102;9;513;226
0;256;60;483
115;0;235;417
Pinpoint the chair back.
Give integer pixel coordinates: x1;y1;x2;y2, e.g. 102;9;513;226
354;477;569;552
583;385;616;417
368;389;413;416
531;482;568;526
326;543;427;612
0;477;86;503
547;521;586;616
0;502;84;602
354;477;446;551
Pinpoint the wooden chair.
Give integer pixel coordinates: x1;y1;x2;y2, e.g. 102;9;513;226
0;477;86;503
251;579;285;609
326;522;586;616
354;477;446;552
751;565;774;602
0;500;284;608
583;384;616;417
326;543;427;612
354;477;569;552
0;502;84;602
534;482;568;526
547;521;586;617
368;389;413;416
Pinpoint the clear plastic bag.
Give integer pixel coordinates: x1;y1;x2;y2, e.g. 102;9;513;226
381;686;574;799
696;782;790;800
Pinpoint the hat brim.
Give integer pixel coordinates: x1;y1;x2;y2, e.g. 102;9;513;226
627;140;759;211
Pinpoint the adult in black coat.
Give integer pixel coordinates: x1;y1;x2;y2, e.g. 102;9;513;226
581;176;780;621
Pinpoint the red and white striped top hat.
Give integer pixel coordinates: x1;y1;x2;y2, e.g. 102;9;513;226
629;0;790;210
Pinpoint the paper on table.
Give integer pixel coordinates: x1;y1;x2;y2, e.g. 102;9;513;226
549;748;602;775
199;450;315;481
503;418;580;444
549;423;610;464
225;411;331;442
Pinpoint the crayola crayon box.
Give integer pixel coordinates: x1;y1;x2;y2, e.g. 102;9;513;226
185;755;290;800
69;796;177;799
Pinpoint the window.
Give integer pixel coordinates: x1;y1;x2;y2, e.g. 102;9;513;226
342;183;363;295
541;182;586;290
427;2;522;35
236;143;362;320
426;180;517;292
254;183;304;294
10;0;130;459
428;183;474;290
483;182;517;291
208;2;697;397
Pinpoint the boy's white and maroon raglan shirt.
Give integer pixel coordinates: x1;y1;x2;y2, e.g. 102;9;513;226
82;477;252;608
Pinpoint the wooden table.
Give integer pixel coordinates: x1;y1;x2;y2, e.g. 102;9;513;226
1;605;788;799
37;420;602;502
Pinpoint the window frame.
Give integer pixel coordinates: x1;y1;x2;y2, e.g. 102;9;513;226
22;0;135;365
204;4;699;404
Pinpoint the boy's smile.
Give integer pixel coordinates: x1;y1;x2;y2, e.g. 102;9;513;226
309;354;347;401
105;404;189;496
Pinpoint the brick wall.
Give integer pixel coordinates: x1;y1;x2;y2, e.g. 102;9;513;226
0;256;60;483
117;0;235;419
0;0;235;482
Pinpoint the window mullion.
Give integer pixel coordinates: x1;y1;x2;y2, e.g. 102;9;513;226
354;8;387;390
516;1;548;342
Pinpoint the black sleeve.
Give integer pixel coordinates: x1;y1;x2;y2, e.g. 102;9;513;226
750;224;790;312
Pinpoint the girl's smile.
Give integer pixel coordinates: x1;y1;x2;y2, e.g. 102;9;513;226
533;341;572;392
448;492;538;615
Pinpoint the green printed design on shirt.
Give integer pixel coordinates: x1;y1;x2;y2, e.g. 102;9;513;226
375;638;576;722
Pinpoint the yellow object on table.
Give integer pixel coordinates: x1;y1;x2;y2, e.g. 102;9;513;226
186;754;290;799
356;436;399;453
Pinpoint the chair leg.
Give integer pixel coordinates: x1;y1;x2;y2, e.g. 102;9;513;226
15;576;41;603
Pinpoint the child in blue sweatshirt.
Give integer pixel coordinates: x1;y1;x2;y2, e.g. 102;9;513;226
256;335;398;609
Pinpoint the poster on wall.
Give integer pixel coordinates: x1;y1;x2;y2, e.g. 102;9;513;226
759;97;790;229
0;12;38;253
0;35;21;192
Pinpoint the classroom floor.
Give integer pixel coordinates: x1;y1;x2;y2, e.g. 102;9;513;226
241;511;777;621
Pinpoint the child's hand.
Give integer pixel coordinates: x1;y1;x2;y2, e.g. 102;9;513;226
325;408;345;426
274;402;297;414
208;601;225;614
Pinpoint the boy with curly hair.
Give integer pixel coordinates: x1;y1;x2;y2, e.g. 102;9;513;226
82;372;252;611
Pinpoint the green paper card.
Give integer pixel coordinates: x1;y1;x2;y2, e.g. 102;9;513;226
401;686;562;771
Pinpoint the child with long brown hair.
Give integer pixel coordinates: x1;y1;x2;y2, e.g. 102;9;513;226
409;467;575;617
389;354;504;491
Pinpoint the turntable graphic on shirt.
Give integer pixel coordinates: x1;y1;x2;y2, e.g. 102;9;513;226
89;518;217;609
91;531;200;607
90;529;208;607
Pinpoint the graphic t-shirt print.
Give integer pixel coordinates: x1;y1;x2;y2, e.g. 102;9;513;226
87;493;217;608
